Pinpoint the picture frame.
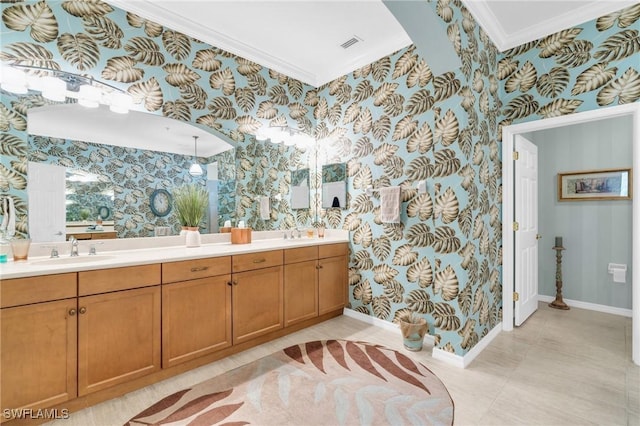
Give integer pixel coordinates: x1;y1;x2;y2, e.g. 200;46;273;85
558;168;632;201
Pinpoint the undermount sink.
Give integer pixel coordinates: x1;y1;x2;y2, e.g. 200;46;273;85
30;255;117;266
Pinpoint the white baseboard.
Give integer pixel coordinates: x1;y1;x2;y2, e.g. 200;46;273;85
343;308;501;368
433;322;502;368
342;308;435;346
538;295;632;317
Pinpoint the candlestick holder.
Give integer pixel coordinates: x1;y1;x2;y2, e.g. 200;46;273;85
549;245;570;310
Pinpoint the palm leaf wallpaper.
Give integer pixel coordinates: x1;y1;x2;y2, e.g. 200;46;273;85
1;0;638;356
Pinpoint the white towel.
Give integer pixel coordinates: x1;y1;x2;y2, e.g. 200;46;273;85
259;196;270;220
379;186;401;224
1;196;15;237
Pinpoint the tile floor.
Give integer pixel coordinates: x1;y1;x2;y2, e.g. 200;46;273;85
48;302;639;425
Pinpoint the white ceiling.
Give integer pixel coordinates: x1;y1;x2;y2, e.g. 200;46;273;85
106;0;638;87
465;0;639;52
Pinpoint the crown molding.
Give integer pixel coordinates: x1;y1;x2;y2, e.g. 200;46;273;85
105;0;410;88
106;0;317;85
462;0;638;52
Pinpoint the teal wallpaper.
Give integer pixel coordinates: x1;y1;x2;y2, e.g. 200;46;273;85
315;4;502;354
498;3;640;128
2;0;638;357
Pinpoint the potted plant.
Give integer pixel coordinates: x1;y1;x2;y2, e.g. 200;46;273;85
398;311;428;351
173;184;208;247
79;208;91;222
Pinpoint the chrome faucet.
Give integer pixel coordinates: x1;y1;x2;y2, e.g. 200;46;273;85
88;242;103;255
290;228;301;239
69;236;79;257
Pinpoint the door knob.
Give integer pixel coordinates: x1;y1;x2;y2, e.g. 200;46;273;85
536;234;542;240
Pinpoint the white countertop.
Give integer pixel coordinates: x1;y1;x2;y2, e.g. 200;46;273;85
0;230;349;280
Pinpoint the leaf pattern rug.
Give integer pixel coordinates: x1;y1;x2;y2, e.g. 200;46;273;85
125;340;454;425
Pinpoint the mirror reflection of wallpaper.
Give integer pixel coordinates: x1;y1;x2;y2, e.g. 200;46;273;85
291;168;309;186
322;163;347;183
209;149;236;228
65;178;113;221
235;138;313;230
28;135;207;237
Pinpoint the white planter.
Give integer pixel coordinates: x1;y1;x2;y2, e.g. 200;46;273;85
184;227;201;247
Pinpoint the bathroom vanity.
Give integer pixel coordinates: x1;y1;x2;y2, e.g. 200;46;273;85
0;233;348;423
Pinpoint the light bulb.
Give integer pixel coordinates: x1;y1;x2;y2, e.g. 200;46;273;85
108;91;131;114
78;84;100;108
41;76;66;102
0;66;28;94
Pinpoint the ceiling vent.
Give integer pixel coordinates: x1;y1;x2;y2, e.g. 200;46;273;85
340;36;362;49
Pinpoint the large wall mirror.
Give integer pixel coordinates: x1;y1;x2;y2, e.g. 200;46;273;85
24;103;318;242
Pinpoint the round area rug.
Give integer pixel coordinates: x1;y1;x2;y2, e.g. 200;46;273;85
126;340;454;425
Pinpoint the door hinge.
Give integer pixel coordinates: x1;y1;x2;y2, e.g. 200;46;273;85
513;292;519;301
513;151;519;160
512;221;519;231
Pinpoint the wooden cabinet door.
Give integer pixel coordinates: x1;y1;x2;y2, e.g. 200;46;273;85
162;275;232;368
1;299;77;412
78;286;161;396
232;266;283;344
283;260;318;326
318;256;347;315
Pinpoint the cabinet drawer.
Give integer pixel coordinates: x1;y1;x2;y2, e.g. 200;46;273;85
91;232;117;240
284;246;318;264
232;250;283;273
162;256;231;284
1;273;77;308
79;264;161;296
319;243;348;259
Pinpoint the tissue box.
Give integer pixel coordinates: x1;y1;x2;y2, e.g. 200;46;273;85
220;227;232;233
231;228;252;244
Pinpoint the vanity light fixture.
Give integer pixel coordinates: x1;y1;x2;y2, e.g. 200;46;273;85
0;64;132;113
0;66;28;94
255;125;314;148
188;135;204;176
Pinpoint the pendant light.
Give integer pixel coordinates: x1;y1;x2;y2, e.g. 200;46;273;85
188;135;203;176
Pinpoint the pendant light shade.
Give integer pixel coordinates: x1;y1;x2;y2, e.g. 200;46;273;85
189;135;203;176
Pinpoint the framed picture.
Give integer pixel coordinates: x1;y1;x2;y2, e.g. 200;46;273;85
558;168;632;201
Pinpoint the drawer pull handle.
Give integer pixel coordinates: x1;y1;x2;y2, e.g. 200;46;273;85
252;258;267;264
79;307;87;314
191;266;209;272
68;309;76;316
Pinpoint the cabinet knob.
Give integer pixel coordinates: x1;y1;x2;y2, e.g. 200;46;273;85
79;307;87;314
68;308;76;316
227;281;233;286
233;280;238;286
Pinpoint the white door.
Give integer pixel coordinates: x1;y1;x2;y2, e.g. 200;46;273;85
28;162;66;243
514;135;539;326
